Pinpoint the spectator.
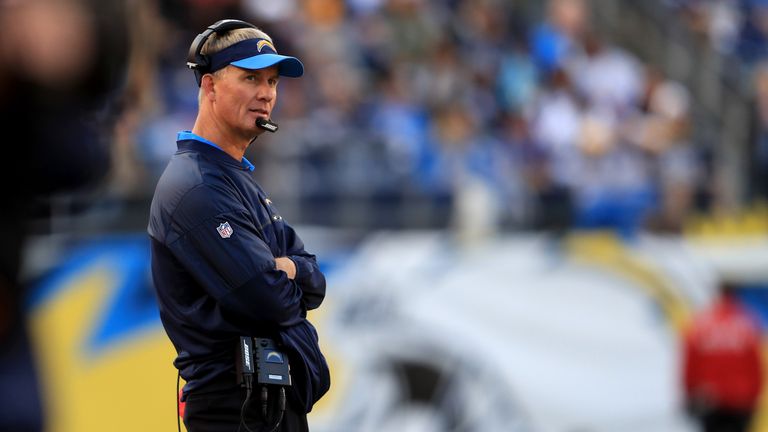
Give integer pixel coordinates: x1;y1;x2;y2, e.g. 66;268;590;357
623;72;699;233
530;0;588;74
567;30;645;118
0;0;130;430
736;0;768;66
749;61;768;201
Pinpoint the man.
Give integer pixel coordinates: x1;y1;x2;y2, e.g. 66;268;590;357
682;282;764;432
148;19;330;432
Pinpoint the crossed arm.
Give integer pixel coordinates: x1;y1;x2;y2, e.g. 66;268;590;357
274;256;297;279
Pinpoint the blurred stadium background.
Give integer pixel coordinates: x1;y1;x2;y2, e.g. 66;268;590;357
5;0;768;431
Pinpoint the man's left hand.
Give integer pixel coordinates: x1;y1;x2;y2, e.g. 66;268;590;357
274;257;296;280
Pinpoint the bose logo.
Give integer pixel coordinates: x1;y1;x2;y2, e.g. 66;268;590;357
260;121;277;132
243;340;251;370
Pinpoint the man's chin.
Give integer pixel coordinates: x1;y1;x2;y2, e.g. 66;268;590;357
246;127;265;143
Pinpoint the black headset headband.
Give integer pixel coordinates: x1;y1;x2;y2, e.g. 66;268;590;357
186;19;257;86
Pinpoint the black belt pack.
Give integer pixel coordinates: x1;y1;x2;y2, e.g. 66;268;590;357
237;336;291;387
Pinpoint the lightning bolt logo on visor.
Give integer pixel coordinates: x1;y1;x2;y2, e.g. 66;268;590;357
257;39;276;53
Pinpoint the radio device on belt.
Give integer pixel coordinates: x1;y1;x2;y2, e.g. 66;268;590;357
237;336;290;431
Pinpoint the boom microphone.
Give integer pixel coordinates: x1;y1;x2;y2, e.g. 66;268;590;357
256;117;278;133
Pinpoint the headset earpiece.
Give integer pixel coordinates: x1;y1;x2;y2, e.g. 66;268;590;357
186;19;258;86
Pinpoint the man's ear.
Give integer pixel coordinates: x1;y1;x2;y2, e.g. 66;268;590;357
201;73;216;101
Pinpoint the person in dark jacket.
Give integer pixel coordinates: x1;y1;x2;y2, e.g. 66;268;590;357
0;1;129;430
148;19;330;432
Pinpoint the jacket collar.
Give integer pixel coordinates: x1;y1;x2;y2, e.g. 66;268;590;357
176;130;255;171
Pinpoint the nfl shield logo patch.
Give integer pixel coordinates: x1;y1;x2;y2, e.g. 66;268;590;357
216;222;233;238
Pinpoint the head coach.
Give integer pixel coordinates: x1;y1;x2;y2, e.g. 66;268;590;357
148;19;330;431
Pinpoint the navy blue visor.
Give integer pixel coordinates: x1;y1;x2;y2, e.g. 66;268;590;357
208;38;304;77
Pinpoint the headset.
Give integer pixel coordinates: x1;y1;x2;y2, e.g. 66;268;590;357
186;19;257;87
186;19;280;133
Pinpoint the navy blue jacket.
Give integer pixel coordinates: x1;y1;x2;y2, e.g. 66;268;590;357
148;132;329;412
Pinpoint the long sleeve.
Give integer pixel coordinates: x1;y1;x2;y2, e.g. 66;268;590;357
283;223;326;310
167;185;305;327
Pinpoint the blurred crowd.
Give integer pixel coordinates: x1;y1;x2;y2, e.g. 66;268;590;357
106;0;766;240
664;0;768;209
110;0;706;239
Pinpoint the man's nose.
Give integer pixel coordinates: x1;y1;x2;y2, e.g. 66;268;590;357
257;84;275;102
